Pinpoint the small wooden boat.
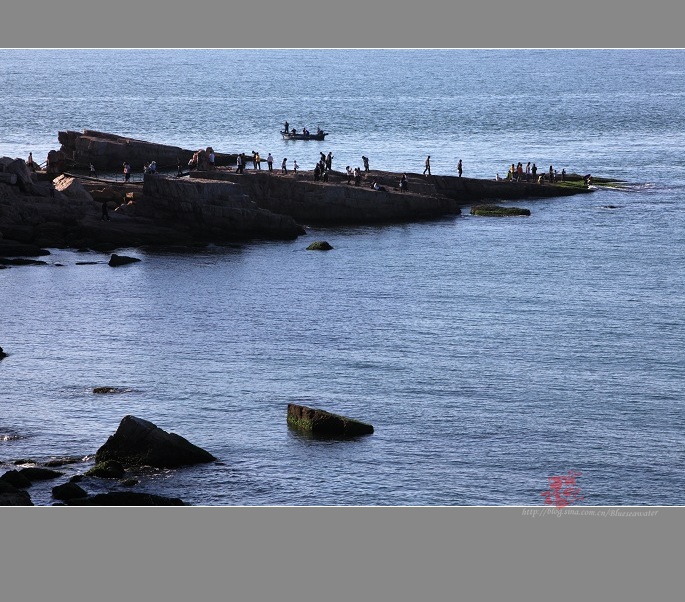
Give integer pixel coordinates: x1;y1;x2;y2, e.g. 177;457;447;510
280;130;327;141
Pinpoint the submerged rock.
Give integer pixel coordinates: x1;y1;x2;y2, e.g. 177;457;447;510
306;241;333;251
108;254;141;267
287;403;374;437
95;415;216;468
93;386;129;394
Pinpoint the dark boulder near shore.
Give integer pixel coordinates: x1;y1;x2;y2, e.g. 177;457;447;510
95;415;217;468
0;480;33;506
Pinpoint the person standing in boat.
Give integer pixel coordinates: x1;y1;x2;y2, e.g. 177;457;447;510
284;121;289;134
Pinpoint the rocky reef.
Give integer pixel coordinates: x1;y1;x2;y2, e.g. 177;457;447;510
2;131;602;258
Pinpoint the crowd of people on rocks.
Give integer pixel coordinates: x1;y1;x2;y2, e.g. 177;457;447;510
500;161;571;184
23;141;587;196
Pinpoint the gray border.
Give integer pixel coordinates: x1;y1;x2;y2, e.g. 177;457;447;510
0;1;680;48
2;1;681;600
2;507;680;598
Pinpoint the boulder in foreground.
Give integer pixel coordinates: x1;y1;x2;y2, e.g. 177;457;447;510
0;480;33;506
287;403;374;437
95;415;216;468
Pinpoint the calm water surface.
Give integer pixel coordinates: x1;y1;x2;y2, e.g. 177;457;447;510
1;50;684;505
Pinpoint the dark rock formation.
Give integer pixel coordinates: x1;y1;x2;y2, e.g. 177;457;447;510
0;257;48;266
52;481;88;501
95;415;217;468
1;469;32;488
306;241;333;250
65;491;185;506
142;174;306;240
0;240;51;258
93;386;129;394
44;456;85;468
432;175;594;202
0;157;36;193
0;480;33;506
0;346;6;360
287;403;374;437
18;467;64;482
470;204;531;217
57;129;236;172
108;253;141;267
199;170;462;225
85;460;126;479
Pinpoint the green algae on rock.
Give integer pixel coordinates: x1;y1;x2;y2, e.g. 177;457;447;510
287;403;373;437
470;205;531;217
306;241;333;251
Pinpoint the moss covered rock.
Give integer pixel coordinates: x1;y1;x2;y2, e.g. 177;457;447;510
470;204;531;217
306;241;333;251
287;403;374;437
85;460;126;479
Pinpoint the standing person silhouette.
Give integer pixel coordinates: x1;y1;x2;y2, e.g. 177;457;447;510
423;155;431;177
457;159;462;177
266;153;274;172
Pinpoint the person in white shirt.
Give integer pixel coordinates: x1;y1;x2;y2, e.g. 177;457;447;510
266;153;274;172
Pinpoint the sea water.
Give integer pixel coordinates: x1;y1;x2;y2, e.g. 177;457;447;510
1;49;684;505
